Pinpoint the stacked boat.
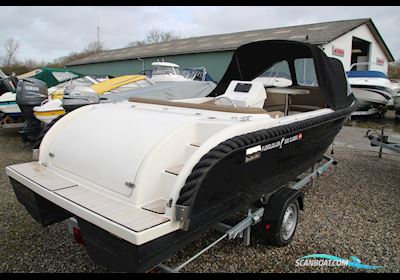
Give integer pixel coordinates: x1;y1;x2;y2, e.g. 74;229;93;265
347;69;395;117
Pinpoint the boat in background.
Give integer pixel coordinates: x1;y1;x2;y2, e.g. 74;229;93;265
0;69;40;126
347;69;394;117
148;61;188;82
140;62;216;83
32;75;153;124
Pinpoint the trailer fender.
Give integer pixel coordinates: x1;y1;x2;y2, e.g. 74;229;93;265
259;188;304;243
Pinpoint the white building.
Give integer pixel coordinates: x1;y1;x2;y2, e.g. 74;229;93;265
320;20;393;73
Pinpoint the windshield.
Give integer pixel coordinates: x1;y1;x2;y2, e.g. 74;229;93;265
182;68;206;81
153;65;180;75
52;71;80;83
253;61;293;87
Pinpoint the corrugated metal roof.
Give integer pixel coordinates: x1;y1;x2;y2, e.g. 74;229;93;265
67;18;383;66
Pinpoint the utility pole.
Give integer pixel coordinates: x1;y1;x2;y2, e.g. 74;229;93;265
97;17;100;52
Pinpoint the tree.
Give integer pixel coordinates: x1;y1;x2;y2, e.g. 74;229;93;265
127;29;180;47
47;40;106;69
84;41;105;54
3;38;20;66
388;60;400;80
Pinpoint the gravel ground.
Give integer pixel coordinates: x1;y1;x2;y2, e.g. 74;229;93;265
0;127;399;273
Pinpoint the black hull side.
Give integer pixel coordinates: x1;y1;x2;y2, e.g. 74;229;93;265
78;107;353;272
10;178;72;226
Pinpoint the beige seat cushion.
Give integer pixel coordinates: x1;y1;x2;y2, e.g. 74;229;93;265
129;97;283;118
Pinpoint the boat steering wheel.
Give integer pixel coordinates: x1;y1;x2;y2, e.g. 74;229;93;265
212;96;237;108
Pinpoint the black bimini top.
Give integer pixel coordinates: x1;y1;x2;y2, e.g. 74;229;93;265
209;40;355;110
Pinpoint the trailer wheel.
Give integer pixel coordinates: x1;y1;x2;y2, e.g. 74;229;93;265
256;189;302;247
276;200;299;245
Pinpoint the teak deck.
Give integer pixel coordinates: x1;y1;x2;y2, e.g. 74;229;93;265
9;162;170;232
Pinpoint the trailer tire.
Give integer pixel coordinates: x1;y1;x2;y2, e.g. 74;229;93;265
266;200;299;247
256;188;302;247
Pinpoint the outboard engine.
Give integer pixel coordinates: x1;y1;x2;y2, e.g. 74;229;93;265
16;78;48;143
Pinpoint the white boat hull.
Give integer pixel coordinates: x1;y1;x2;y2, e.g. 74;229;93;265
33;99;65;124
351;87;390;110
0;102;21;114
0;92;21;114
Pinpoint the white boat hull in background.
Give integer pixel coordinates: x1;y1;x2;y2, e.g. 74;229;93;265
352;87;390;109
0;92;21;114
33;99;65;124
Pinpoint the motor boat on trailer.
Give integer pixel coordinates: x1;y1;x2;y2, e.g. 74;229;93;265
347;70;395;116
6;40;355;272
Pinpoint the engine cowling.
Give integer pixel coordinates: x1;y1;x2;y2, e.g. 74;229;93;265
16;78;48;142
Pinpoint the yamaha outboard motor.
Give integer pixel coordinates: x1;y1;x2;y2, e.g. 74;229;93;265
16;78;48;143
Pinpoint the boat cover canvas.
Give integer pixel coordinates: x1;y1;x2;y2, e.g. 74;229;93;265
209;40;354;110
103;81;216;103
346;71;388;79
90;75;147;94
34;68;83;88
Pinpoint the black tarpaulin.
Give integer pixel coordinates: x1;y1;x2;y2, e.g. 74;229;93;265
208;40;354;110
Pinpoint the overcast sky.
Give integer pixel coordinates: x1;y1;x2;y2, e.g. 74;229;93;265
0;6;399;63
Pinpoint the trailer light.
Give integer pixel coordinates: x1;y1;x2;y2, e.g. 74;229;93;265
73;226;85;245
265;224;271;232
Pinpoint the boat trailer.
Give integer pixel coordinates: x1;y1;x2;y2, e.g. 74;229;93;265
0;113;24;129
65;154;336;273
350;108;380;117
0;122;24;129
365;127;400;157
